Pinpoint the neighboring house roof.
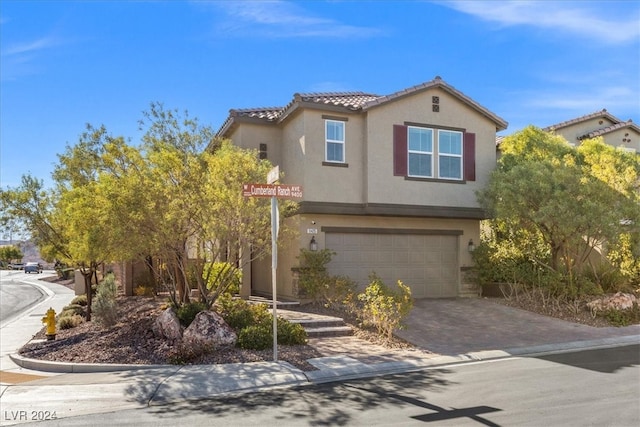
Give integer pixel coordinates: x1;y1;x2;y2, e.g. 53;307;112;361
217;76;508;136
577;120;640;140
543;108;623;132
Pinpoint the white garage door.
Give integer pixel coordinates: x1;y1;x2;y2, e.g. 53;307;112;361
325;232;459;298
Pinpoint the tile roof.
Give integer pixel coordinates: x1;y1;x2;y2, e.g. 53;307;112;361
295;92;380;109
578;120;640;139
543;109;623;132
217;76;509;135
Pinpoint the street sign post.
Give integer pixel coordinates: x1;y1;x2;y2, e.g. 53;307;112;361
243;172;302;361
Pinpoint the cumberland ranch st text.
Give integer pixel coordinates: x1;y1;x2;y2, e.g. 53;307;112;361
242;184;303;199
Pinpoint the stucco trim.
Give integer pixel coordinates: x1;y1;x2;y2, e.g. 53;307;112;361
321;226;463;236
298;201;488;219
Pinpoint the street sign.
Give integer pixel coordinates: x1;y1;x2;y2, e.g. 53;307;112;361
242;179;303;362
267;165;279;184
242;184;303;199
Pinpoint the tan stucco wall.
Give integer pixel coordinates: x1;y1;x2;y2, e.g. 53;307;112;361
365;88;498;207
551;117;616;145
228;123;283;166
246;213;480;300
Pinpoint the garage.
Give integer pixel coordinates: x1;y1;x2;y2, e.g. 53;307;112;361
325;230;460;298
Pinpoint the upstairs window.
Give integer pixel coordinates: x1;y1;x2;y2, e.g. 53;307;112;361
394;124;475;182
438;130;463;179
408;127;433;177
325;120;345;163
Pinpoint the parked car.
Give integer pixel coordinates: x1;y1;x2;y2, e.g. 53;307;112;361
24;262;43;274
9;262;24;270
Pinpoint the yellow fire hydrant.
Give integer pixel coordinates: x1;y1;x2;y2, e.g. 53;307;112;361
42;307;56;341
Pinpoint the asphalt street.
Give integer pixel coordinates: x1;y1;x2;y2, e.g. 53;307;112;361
15;345;639;426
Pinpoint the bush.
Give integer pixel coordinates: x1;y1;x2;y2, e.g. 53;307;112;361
60;303;86;318
356;274;414;339
237;324;273;350
601;303;640;327
91;273;119;327
70;295;87;306
134;285;156;297
176;301;208;327
57;314;84;330
216;295;270;330
204;262;243;295
297;248;335;302
277;319;307;345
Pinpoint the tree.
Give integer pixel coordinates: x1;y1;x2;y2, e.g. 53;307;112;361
478;126;640;294
0;245;22;263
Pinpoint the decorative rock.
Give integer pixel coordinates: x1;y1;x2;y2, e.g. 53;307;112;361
183;311;237;348
587;292;637;314
152;308;183;342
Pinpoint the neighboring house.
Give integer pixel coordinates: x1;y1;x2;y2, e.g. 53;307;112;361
543;109;640;153
217;76;508;300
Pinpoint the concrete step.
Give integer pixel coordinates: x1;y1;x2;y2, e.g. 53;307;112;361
303;325;353;338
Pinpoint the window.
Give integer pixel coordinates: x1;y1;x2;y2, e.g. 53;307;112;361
438;130;462;179
325;120;345;162
408;127;433;177
394;124;475;181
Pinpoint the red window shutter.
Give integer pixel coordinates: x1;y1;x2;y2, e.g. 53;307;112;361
463;132;476;181
393;124;408;176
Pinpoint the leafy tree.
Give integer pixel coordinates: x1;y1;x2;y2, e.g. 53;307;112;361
0;245;22;263
478;126;640;294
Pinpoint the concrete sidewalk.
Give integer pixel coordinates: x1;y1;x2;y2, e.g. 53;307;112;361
1;272;639;425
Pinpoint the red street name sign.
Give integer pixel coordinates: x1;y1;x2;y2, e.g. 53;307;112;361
243;184;303;199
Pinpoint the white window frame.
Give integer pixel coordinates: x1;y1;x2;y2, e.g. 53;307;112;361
437;129;463;180
407;126;434;178
325;120;345;163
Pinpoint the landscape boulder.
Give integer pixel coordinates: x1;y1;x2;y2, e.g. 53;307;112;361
183;310;237;348
152;308;183;342
587;292;637;314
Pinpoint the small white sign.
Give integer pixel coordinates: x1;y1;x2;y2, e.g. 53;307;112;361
267;165;279;184
307;228;318;234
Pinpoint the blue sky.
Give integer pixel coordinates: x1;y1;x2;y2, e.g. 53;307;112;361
1;1;639;189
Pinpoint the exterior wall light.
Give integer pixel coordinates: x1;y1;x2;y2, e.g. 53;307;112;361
309;236;318;251
468;239;475;253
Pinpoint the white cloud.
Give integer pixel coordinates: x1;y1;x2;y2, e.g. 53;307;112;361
441;1;640;44
210;0;383;38
4;36;57;56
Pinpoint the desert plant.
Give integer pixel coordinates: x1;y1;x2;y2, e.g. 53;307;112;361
176;301;207;327
91;273;119;327
237;323;273;350
297;248;335;303
70;294;88;306
277;319;307;345
356;274;414;339
57;314;84;330
59;303;86;319
216;295;270;331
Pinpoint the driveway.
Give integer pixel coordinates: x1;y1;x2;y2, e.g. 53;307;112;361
395;298;640;356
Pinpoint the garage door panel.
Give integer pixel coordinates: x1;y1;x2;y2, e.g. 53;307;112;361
326;232;459;298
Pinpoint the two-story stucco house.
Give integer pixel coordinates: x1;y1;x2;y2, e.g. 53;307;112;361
543;109;640;153
217;76;508;300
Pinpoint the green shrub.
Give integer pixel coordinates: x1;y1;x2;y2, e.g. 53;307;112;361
176;301;208;327
204;262;243;295
297;248;335;302
57;314;84;330
237;323;273;350
91;273;119;327
70;295;88;306
601;303;640;327
277;319;307;345
356;274;414;339
134;285;156;297
216;295;270;331
60;303;86;318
